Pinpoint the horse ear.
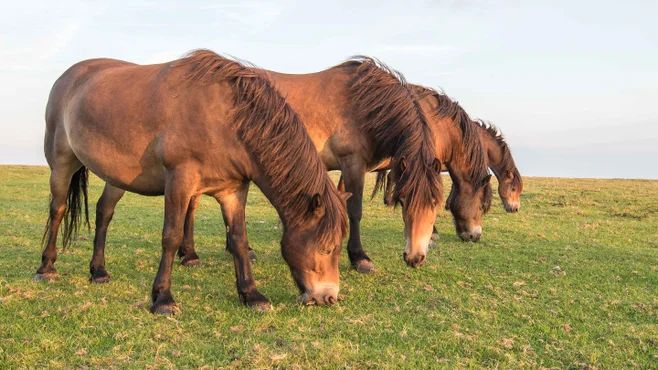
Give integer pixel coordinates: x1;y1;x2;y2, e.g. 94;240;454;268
339;191;352;202
432;158;441;173
310;193;323;214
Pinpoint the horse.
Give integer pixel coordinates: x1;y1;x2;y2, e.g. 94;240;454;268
369;85;494;242
469;120;523;212
36;50;349;314
87;55;450;280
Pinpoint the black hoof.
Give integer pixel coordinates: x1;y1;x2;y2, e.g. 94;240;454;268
249;300;272;312
90;267;111;284
352;259;375;273
150;290;179;314
34;272;58;282
150;302;180;315
248;249;257;262
240;291;271;311
90;273;111;284
180;256;201;267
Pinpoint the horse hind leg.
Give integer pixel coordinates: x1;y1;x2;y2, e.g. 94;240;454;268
35;160;85;281
177;194;201;266
89;183;125;283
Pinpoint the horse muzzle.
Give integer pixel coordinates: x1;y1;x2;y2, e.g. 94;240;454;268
299;283;339;306
459;226;482;242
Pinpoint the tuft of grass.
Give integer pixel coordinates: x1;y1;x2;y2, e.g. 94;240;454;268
0;165;656;368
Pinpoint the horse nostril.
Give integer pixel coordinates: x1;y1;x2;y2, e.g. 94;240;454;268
325;295;337;305
413;254;426;267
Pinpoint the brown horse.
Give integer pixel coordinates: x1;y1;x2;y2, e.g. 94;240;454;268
470;120;523;212
87;55;447;281
36;51;349;313
371;85;494;242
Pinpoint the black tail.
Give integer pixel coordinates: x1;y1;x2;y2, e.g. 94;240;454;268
371;170;386;200
63;167;90;248
42;167;90;249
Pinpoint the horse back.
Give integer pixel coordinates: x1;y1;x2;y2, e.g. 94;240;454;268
47;59;242;195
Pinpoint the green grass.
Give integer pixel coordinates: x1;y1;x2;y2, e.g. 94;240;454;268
0;165;656;369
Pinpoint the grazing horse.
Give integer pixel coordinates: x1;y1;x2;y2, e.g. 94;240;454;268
89;55;446;279
370;85;494;242
470;120;523;212
36;50;348;313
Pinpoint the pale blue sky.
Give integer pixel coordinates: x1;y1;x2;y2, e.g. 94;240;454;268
1;0;656;178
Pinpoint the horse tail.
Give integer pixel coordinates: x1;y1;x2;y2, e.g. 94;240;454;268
42;166;90;249
371;170;388;201
63;166;90;248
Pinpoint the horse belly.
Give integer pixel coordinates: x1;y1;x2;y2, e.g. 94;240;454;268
64;105;167;195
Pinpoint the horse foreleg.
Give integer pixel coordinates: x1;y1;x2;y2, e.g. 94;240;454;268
217;185;270;311
150;171;197;315
341;161;374;273
221;184;256;262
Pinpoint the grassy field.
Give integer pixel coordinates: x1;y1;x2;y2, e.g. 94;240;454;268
0;165;656;369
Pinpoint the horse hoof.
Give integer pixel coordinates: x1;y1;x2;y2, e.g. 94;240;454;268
34;272;58;282
249;300;272;312
248;250;257;262
180;257;201;267
90;274;111;284
353;259;375;274
150;303;180;315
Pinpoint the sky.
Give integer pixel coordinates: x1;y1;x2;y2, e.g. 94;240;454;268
1;0;657;179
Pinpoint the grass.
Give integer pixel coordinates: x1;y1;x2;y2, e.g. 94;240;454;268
0;165;656;369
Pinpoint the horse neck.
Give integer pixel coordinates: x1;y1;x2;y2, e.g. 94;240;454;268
478;128;519;181
429;115;468;178
477;128;505;179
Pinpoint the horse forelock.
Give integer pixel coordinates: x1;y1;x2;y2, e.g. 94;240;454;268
177;49;347;249
342;57;442;213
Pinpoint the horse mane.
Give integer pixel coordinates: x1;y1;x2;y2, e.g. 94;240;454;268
340;57;442;212
176;49;347;250
472;119;522;190
411;85;490;188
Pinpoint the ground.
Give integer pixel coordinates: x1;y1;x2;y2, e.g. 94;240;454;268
0;165;656;369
